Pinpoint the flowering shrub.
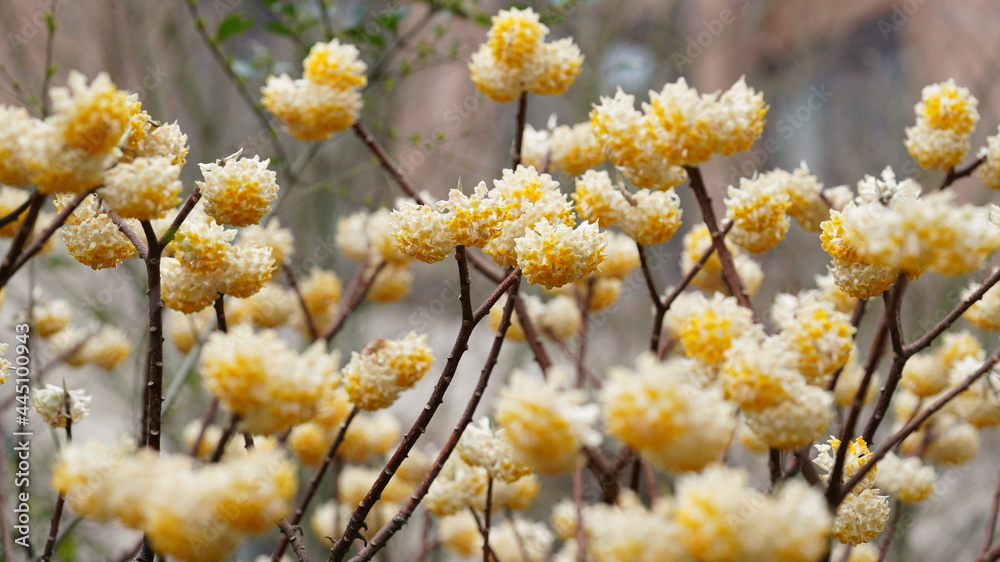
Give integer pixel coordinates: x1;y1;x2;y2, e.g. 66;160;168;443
3;3;1000;562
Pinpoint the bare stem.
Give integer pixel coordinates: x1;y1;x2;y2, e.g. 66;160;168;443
684;166;757;321
0;192;45;287
284;261;317;341
157;187;202;247
0;194;35;231
481;476;494;562
347;265;521;562
512;93;528;168
905;266;1000;357
107;209;148;259
279;520;312;562
140;220;165;451
861;279;910;443
352;122;426;205
939;155;985;191
321;260;386;342
978;471;1000;561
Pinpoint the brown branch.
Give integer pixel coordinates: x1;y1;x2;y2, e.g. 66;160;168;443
272;407;359;561
839;347;1000;503
573;467;586;562
481;476;494;562
189;398;219;457
979;471;1000;561
513;296;553;373
157;187;202;247
939;155;986;191
684;166;758;321
826;299;868;392
0;192;45;287
279;520;312;562
0;194;35;231
350;271;520;562
284;261;317;341
512;92;528;168
107;209;148;260
905;265;1000;357
208;413;240;463
321;260;386;342
827;303;890;507
140;220;166;451
583;446;621;504
793;449;823;487
861;279;911;443
352;122;426;205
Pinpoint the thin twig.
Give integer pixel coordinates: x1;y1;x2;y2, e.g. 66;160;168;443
939;155;986;190
572;467;586;562
349;268;521;562
279;520;312;562
684;166;757;321
39;9;56;117
826;299;868;392
156;187;202;247
271;407;359;561
0;192;45;287
481;476;494;562
978;471;1000;561
0;194;35;231
861;279;910;443
877;500;901;561
140;220;166;451
284;261;317;341
107;209;148;260
512;93;528;168
41;393;73;561
352;122;426;204
840;347;1000;503
321;260;386;342
208;413;240;463
905;266;1000;357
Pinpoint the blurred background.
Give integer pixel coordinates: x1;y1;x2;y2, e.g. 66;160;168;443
2;0;1000;560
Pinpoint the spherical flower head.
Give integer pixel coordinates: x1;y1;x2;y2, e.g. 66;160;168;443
261;75;362;140
832;488;890;546
135;120;189;166
220;241;276;298
814;436;877;491
680;223;763;297
725;173;792;253
100;156;182;220
915;79;979;135
589;88;689;190
489;518;553;562
750;479;833;562
239;218;294;264
342;331;435;410
292;267;342;335
963;280;1000;331
743;384;833;449
23;121;115;195
526;38;584;96
664;292;755;366
487;8;548;68
494;368;601;474
598;231;640;278
34;299;72;338
905;121;972;170
515;219;607;289
720;333;804;410
200;328;330;434
0;105;38;186
32;384;90;427
538;293;583;340
391;200;457;263
0;187;30;237
772;292;855;384
82;325;132;370
51;438;138;520
468;44;524;103
488;293;533;342
572;169;626;228
619;187;683;246
425;456;489;516
338;465;413;507
924;417;980;465
49;71;139;157
874;452;935;503
576;500;689;562
484;165;575;267
945;357;1000;428
229;284;295;328
673;465;756;561
815;272;859;314
457;417;532;482
602;352;736;472
775;162;832;231
437;512;482;557
366;261;413;303
900;352;949;397
170;207;236;272
529;122;603;176
302;39;368;89
160;257;222;313
197;155;279;227
337;410;400;463
437;181;503;248
58;194;138;269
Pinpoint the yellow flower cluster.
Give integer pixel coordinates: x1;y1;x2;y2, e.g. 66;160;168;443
58;194;138;269
494;368;601;474
99;155;182;220
874;452;936;504
771;292;855;385
457;417;532;482
342;331;434;410
905;79;979;170
392;165;607;288
591;77;766;189
963;279;1000;331
162;206;276;313
52;440;296;562
572;169;683;246
725;173;792;254
197;155;279;227
469;8;583;102
336;207;414;303
200;329;337;434
814;437;889;545
669;466;832;561
522;121;604;176
601;352;736;472
262;39;366;140
825;168;1000;281
978;126;1000;189
663;292;755;366
32;384;90;427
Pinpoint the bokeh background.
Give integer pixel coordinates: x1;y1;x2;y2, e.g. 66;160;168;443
2;0;1000;560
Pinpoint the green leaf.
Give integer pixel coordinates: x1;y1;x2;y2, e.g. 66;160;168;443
215;14;254;44
263;20;293;37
